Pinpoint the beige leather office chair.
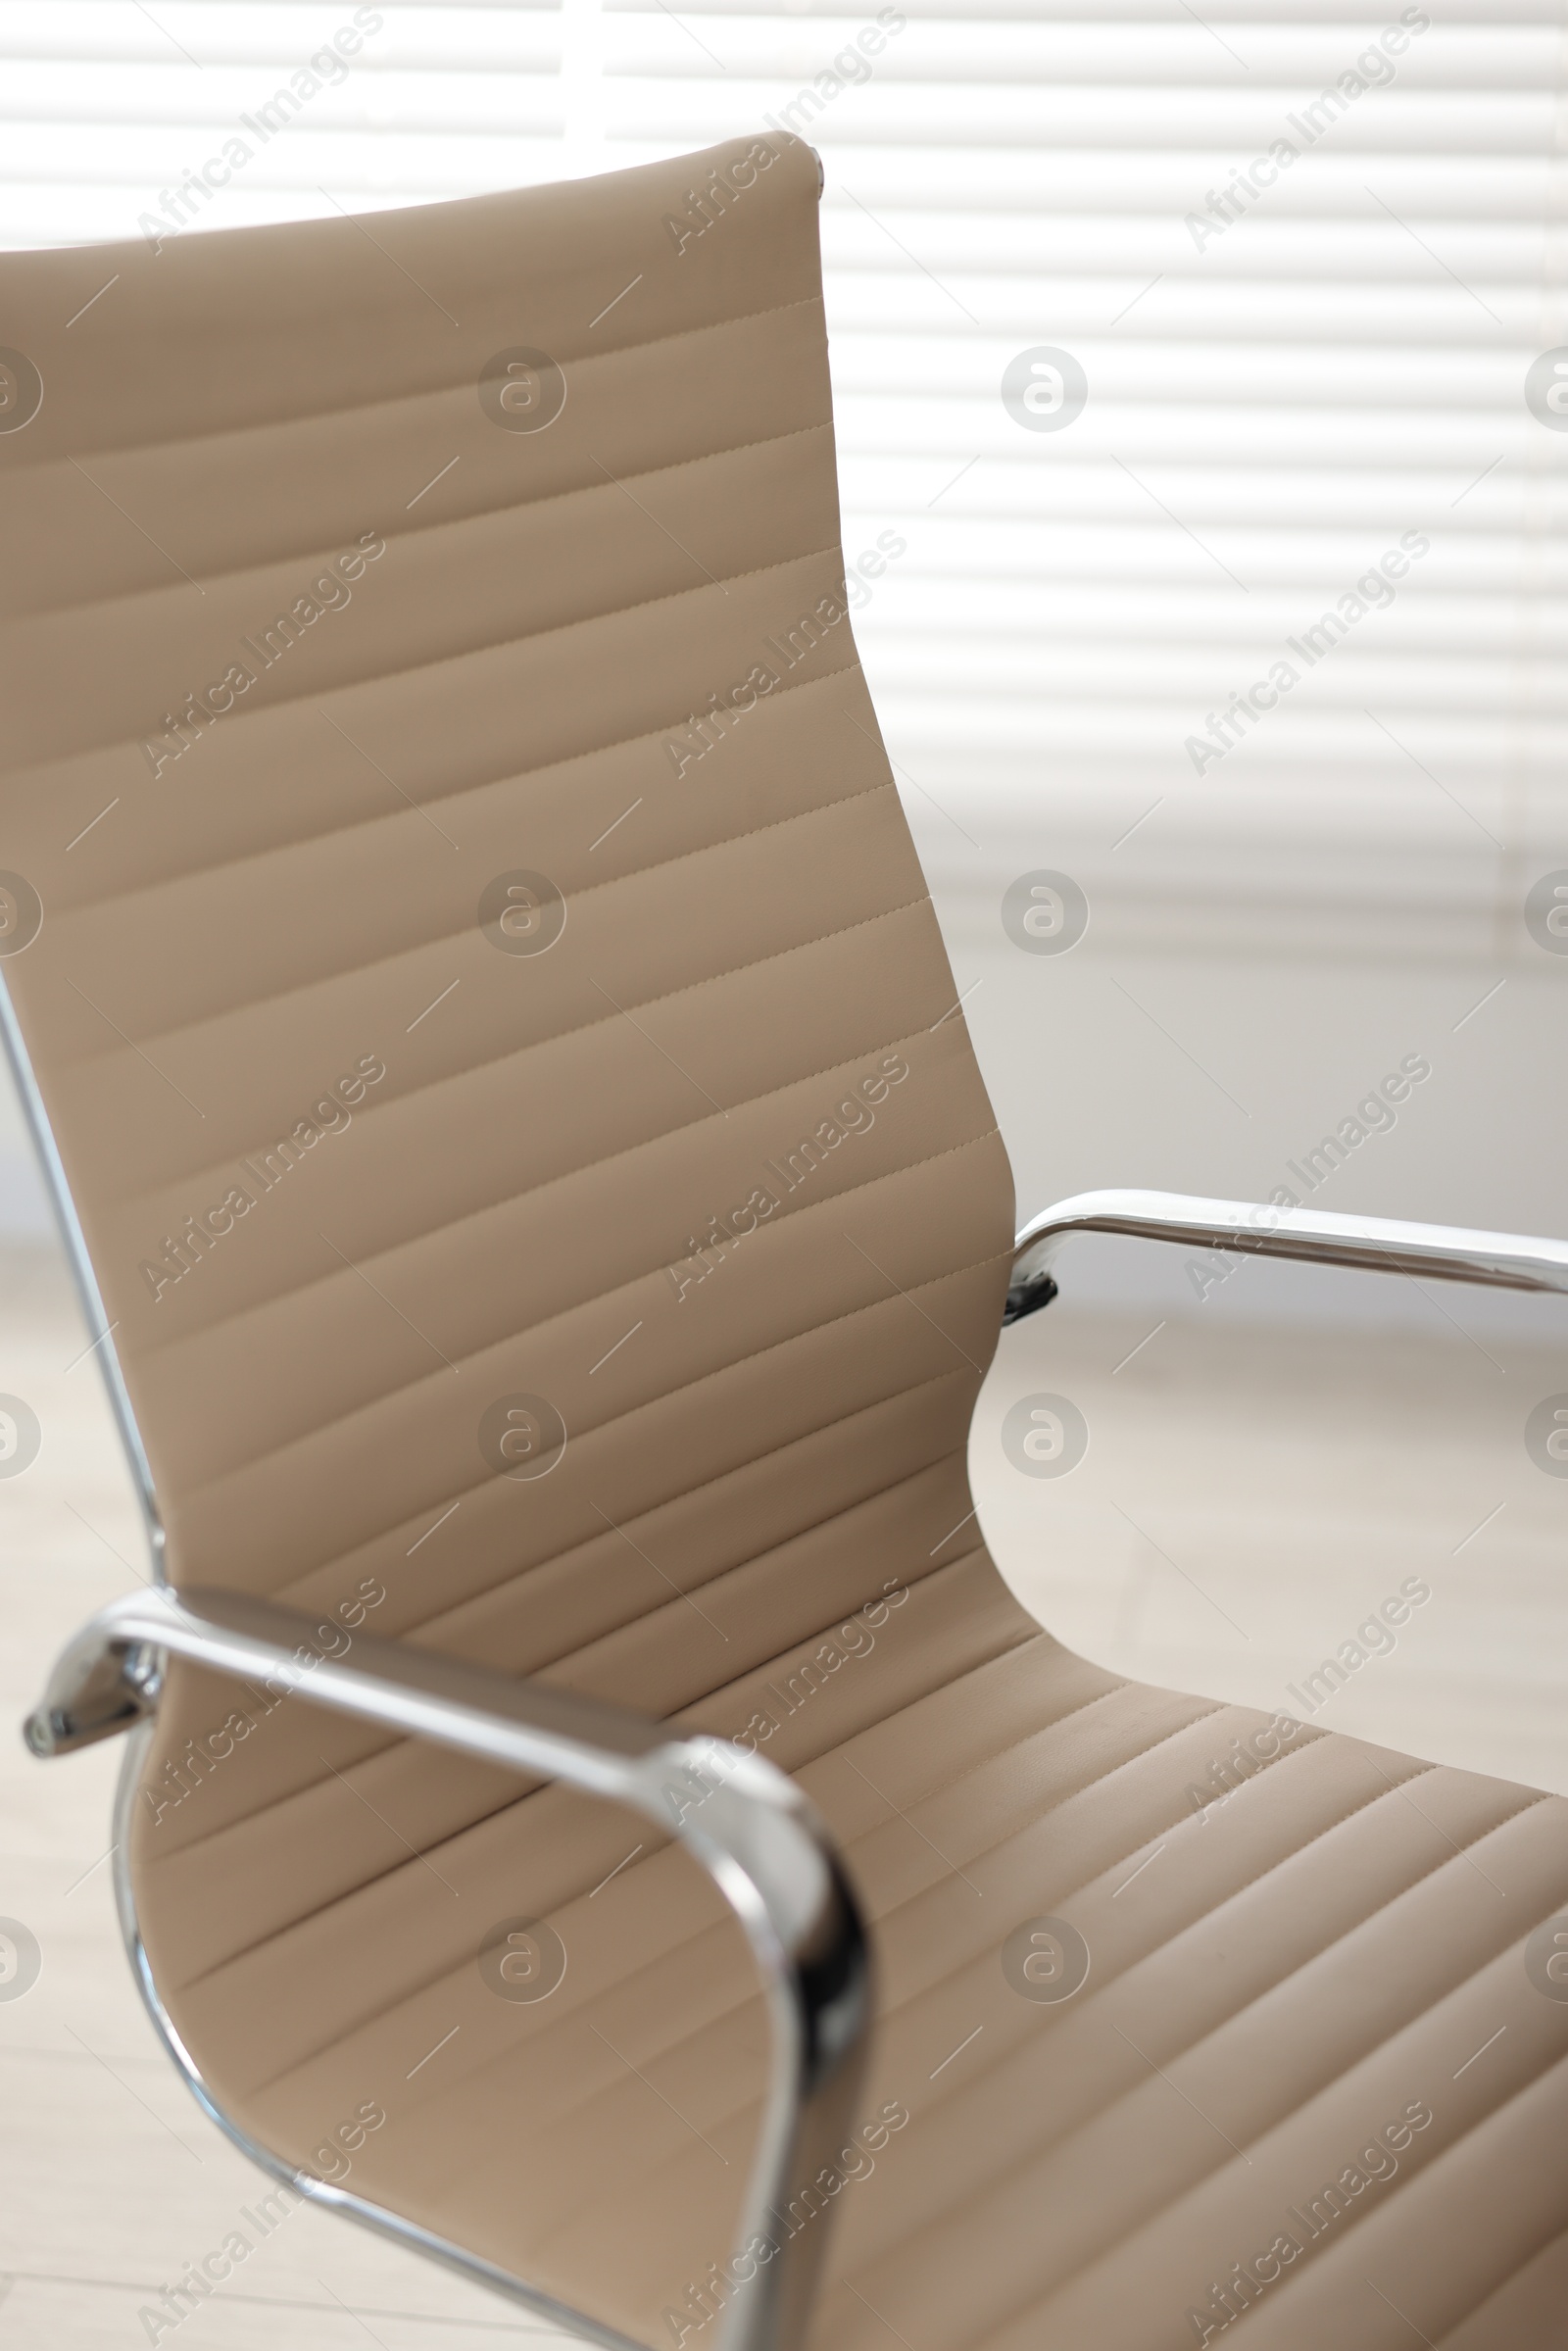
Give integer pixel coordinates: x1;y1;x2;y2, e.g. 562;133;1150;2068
9;133;1568;2351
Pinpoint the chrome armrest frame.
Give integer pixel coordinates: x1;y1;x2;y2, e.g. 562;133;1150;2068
26;1586;870;2351
1006;1187;1568;1323
2;956;865;2351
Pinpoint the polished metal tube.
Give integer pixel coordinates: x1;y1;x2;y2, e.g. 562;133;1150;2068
1007;1187;1568;1323
26;1586;871;2351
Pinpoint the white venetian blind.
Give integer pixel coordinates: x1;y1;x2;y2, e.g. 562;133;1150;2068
2;2;1565;887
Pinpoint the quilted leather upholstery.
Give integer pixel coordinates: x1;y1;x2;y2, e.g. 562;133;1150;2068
2;134;1565;2351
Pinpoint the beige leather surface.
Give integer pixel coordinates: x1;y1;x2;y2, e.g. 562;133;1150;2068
2;136;1565;2351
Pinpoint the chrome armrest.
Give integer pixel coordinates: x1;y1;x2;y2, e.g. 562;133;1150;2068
25;1586;870;2351
1006;1187;1568;1324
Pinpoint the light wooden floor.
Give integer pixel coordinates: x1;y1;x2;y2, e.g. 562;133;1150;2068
978;1284;1568;1800
3;1239;1567;2342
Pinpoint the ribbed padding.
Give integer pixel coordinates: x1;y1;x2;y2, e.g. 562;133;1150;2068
3;136;1565;2351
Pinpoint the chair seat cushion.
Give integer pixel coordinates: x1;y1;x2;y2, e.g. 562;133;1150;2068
175;1540;1568;2351
803;1595;1568;2351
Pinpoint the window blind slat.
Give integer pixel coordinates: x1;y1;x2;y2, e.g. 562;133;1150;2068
1;0;1562;878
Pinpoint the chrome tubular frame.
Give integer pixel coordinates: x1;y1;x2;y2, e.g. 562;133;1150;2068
26;1586;871;2351
4;961;868;2351
1005;1187;1568;1324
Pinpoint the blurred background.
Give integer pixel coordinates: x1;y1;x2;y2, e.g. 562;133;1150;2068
1;2;1566;1280
1;7;1566;2339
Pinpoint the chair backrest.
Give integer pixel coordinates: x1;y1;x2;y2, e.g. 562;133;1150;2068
0;134;1014;2330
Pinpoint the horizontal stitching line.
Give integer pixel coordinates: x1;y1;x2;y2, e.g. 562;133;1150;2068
163;1468;978;1895
242;1685;1233;2129
209;1732;1568;2193
894;1758;1529;2142
398;1406;981;1658
148;981;936;1374
160;1412;988;1884
1059;1726;1332;1917
852;1726;1336;2046
312;1607;1047;2110
469;1694;1225;2123
410;1444;986;1704
139;891;939;1351
313;1752;1556;2169
940;1785;1563;2337
45;527;850;821
849;1691;1230;1892
25;291;825;484
36;411;833;652
117;708;886;1155
68;646;869;949
180;1122;1004;1507
179;1223;1005;1672
859;1765;1536;2302
830;1671;1145;1826
376;1835;1568;2229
